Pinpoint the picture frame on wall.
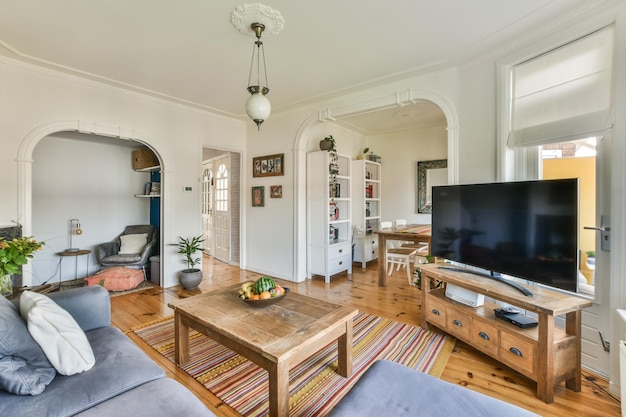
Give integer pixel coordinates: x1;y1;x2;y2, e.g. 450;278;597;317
252;186;265;207
270;185;282;198
253;153;284;177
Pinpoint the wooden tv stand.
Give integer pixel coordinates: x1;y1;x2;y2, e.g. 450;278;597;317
419;264;592;403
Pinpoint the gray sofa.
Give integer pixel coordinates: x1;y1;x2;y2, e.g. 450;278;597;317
0;285;214;417
328;360;540;417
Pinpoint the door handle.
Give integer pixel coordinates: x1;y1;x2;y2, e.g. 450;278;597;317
584;215;611;252
583;226;610;232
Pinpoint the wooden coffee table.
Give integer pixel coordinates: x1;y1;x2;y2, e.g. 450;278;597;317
168;284;358;417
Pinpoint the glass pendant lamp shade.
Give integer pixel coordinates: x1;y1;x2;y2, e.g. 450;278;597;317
231;4;284;130
246;86;271;129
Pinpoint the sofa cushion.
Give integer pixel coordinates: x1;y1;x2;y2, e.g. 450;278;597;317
118;233;147;254
75;378;216;417
0;294;56;395
19;291;95;375
0;326;166;417
328;360;539;417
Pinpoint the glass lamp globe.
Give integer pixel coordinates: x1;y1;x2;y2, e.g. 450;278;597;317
246;88;271;129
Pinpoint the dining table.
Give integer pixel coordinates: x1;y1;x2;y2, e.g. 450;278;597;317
375;224;431;287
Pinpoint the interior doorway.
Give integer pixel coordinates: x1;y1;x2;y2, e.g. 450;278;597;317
201;148;241;266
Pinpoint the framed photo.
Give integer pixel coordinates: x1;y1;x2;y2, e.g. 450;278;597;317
253;153;284;177
270;185;282;198
252;186;265;207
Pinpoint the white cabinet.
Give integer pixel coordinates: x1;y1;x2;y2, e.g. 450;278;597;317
307;151;352;283
351;159;381;268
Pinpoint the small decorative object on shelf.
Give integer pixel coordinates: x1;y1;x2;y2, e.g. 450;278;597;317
149;182;160;195
0;233;44;296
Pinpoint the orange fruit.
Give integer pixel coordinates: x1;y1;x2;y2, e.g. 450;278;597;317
259;291;271;300
250;294;260;300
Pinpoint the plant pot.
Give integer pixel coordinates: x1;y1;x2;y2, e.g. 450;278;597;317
179;269;202;289
319;138;333;151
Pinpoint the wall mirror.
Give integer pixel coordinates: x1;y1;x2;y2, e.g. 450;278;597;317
417;159;447;213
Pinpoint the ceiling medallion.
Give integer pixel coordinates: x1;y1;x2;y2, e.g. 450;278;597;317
231;3;285;37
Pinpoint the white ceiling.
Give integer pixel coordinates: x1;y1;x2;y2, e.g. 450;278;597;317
0;0;590;133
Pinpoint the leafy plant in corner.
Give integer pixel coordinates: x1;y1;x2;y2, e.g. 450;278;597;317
414;255;443;289
177;235;204;272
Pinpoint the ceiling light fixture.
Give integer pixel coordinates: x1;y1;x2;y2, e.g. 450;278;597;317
231;4;284;130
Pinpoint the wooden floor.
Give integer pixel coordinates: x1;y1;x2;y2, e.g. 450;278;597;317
111;256;621;417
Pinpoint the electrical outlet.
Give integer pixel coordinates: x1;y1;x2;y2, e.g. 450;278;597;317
183;186;192;192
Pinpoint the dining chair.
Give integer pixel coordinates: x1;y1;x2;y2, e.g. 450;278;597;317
384;224;418;285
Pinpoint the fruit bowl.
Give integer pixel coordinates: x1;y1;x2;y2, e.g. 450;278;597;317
242;287;290;308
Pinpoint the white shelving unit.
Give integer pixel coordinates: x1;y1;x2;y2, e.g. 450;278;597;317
351;159;381;268
307;151;352;283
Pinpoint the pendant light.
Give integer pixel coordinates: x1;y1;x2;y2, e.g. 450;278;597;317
231;4;284;130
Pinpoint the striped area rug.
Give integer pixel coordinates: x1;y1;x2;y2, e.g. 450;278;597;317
133;312;455;417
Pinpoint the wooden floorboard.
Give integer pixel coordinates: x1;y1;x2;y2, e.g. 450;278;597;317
111;256;621;417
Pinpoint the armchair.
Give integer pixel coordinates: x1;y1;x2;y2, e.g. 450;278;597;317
95;225;158;278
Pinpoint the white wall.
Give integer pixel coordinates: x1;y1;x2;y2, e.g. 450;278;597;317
30;134;149;284
0;56;246;288
371;124;447;225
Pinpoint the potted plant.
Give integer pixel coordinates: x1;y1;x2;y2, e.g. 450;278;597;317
414;255;442;289
177;235;204;289
356;147;369;160
320;135;339;185
0;235;44;296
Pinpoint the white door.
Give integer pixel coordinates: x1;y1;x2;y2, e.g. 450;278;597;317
201;162;213;256
213;156;231;263
541;137;611;376
581;135;611;376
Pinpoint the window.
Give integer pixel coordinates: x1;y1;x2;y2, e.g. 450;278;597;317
508;26;613;149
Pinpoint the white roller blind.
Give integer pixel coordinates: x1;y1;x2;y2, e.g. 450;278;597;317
508;27;614;148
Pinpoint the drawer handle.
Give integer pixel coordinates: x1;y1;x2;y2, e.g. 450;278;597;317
453;319;463;327
509;347;523;357
339;249;343;253
478;331;490;341
432;309;440;316
338;261;343;265
371;240;375;244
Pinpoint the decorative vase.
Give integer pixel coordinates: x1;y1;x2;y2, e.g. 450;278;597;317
179;269;203;289
319;138;333;151
0;274;13;297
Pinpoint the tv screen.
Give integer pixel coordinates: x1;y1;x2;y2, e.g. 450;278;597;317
431;179;579;293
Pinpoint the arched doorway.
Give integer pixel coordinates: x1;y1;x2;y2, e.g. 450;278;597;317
16;120;166;286
291;90;459;281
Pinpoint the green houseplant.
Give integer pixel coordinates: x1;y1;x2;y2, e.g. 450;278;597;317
320;135;339;186
0;235;44;296
177;235;204;289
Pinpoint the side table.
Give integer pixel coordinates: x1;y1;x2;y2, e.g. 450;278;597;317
58;250;91;284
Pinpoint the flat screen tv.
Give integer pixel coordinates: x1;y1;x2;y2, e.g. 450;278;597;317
431;179;579;295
